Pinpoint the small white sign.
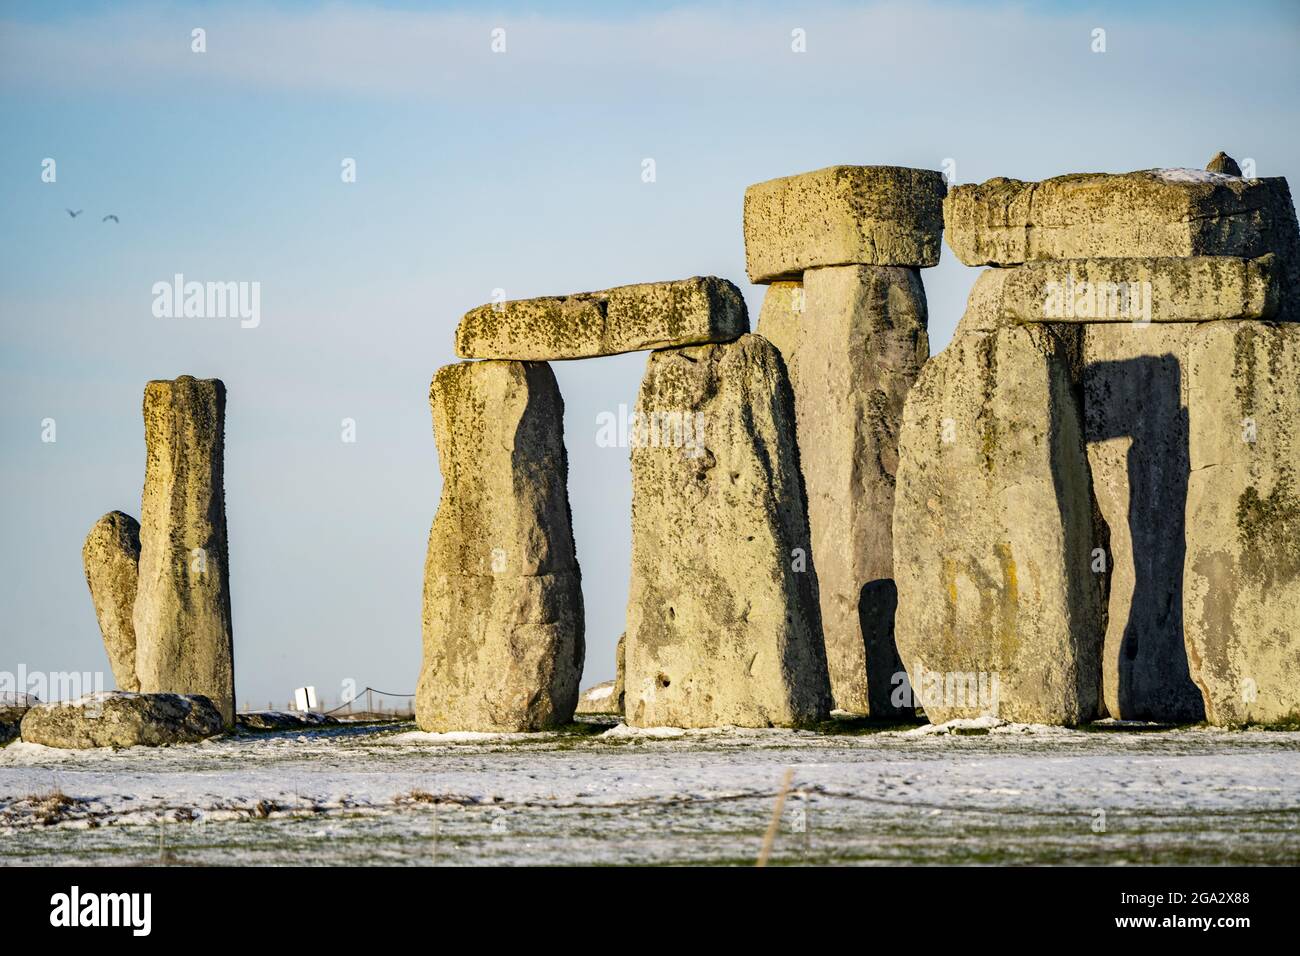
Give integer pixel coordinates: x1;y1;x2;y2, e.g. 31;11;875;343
294;686;319;712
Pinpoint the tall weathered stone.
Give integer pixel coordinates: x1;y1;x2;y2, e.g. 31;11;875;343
455;277;748;361
1083;325;1204;722
744;166;947;282
82;511;142;693
417;360;584;732
758;265;929;715
133;376;235;726
625;334;832;727
1184;321;1300;726
894;325;1103;725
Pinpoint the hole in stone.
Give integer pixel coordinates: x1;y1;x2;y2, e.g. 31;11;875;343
657;673;671;689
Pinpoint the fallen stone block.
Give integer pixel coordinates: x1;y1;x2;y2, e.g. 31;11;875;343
133;376;236;727
758;265;929;715
1;693;36;744
1183;320;1300;726
19;692;224;748
82;511;142;693
744;165;947;283
625;333;832;728
417;360;584;732
893;325;1104;725
455;276;748;360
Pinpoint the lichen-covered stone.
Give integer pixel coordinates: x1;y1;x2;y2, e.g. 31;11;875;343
82;511;141;693
1183;321;1300;726
133;377;235;726
944;171;1299;291
758;266;928;715
575;680;619;715
625;334;832;728
1206;151;1242;177
455;276;748;360
893;326;1103;725
1083;324;1204;722
744;165;947;283
956;255;1279;329
417;360;584;732
19;692;224;749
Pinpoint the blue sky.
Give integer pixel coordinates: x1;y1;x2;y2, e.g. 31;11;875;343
2;0;1298;709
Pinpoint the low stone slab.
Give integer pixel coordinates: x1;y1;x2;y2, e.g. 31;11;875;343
417;360;584;732
1;693;36;744
959;255;1279;327
945;169;1299;269
82;511;141;693
19;692;224;748
455;276;748;360
744;165;947;282
575;681;619;715
236;711;341;731
893;325;1103;725
625;334;832;728
1083;324;1205;722
1184;321;1300;726
758;265;929;716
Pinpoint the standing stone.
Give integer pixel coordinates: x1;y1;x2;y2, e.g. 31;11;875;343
133;376;235;726
417;360;584;732
894;325;1103;725
744;165;947;282
625;334;832;728
1083;325;1204;722
613;631;625;713
1184;321;1300;726
82;511;142;693
759;265;929;715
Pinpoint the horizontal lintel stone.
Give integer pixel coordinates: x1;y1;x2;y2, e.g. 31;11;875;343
455;276;748;360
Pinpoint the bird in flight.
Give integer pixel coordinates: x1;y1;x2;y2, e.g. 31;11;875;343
102;214;119;223
65;209;82;218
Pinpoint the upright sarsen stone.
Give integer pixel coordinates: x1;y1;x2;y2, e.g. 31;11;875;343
82;511;142;693
758;266;929;715
1083;325;1204;722
133;377;235;726
1184;321;1300;726
625;334;832;728
417;360;584;732
893;326;1103;725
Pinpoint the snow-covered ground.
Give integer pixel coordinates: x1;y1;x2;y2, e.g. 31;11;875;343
2;718;1297;865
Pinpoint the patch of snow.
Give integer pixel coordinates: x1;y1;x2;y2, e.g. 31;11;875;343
0;693;39;707
586;685;614;701
385;729;554;744
1151;167;1240;183
906;715;1006;735
601;724;686;739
